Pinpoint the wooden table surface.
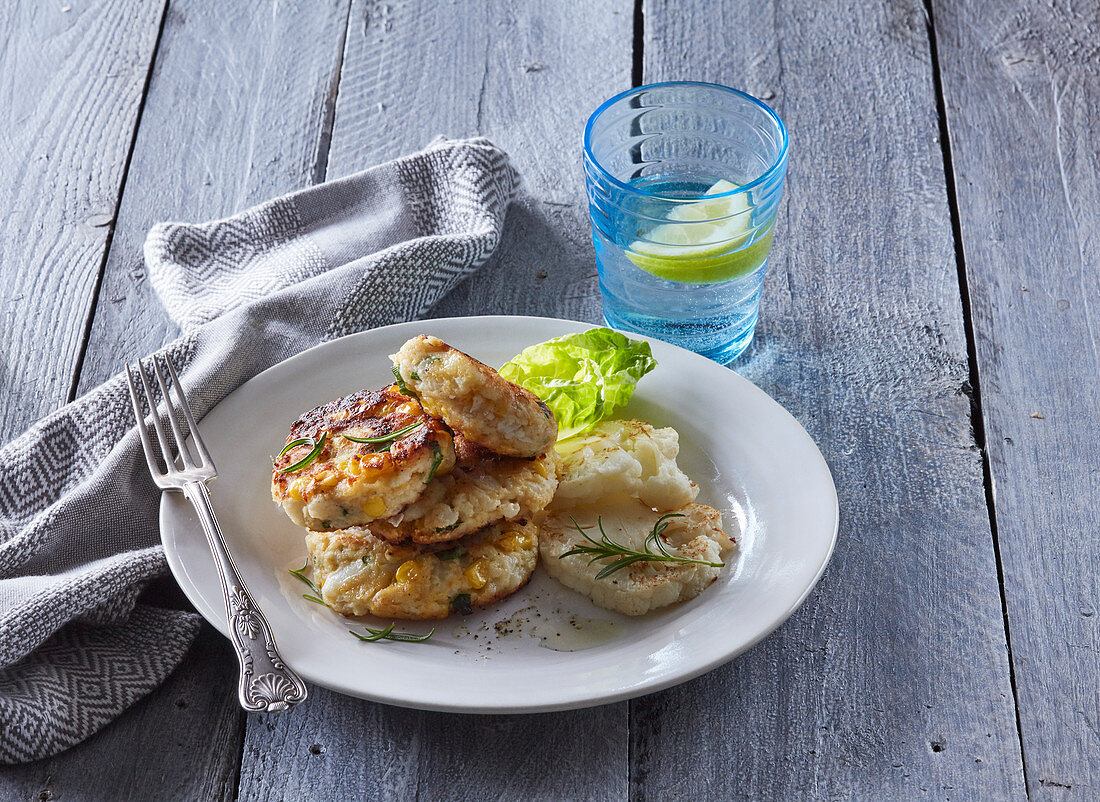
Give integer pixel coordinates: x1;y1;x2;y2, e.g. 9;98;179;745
1;0;1096;799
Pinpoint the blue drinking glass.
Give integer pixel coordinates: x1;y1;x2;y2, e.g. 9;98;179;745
584;82;788;363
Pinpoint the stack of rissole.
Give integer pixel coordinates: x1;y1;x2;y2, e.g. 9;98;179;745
271;335;560;619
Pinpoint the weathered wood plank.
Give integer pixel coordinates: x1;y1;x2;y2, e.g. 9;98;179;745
241;703;627;802
323;0;611;325
76;0;352;395
235;1;632;799
0;624;242;802
630;0;1027;798
0;0;164;441
4;1;352;798
933;0;1100;796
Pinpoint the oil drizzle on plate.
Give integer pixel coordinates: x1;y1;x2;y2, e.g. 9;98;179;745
486;603;623;653
537;614;621;652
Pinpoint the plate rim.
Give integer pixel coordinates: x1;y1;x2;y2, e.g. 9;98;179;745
160;314;839;713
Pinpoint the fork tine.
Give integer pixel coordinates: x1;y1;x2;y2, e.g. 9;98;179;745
126;364;166;479
151;355;196;470
163;355;214;470
134;358;177;471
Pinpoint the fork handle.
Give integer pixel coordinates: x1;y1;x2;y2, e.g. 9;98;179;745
182;481;308;712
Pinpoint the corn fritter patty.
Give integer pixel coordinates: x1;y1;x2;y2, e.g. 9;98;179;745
306;518;539;619
392;335;557;458
271;387;456;531
363;437;561;544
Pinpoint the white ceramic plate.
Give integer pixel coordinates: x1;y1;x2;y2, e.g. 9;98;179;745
161;315;838;713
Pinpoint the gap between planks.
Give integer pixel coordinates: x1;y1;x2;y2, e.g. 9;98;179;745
921;0;1030;793
312;0;355;185
628;3;644;793
64;0;171;406
59;2;358;797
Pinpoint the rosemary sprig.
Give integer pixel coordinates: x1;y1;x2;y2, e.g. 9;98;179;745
289;562;326;606
391;365;416;397
349;623;435;643
424;441;444;483
276;432;327;473
278;438;312;457
560;513;724;580
340;421;422;445
288;561;319;593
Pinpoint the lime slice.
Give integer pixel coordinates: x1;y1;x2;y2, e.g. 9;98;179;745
627;179;771;284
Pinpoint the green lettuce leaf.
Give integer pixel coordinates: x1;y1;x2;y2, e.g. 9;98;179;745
500;328;657;440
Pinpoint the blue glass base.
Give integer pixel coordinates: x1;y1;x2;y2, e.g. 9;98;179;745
602;308;758;364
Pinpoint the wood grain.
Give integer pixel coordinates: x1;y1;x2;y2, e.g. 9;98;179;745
0;0;164;441
236;1;632;799
0;624;242;802
324;0;618;325
933;0;1100;796
6;0;1085;797
631;0;1027;798
240;702;627;802
11;1;353;799
75;0;352;395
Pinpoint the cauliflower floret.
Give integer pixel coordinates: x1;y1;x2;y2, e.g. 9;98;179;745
540;500;734;616
552;419;697;510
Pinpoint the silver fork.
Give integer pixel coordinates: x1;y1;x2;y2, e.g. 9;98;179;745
126;354;307;712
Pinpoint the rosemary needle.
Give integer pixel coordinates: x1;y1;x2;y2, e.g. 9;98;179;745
349;623;435;643
288;562;320;594
391;365;417;398
276;432;327;473
340;421;422;445
561;513;724;580
289;562;327;606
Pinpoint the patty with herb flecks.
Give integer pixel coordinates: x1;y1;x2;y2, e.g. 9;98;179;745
271;386;456;531
306;518;539;619
392;335;558;458
361;436;561;544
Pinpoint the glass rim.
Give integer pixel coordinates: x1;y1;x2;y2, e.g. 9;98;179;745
583;81;789;200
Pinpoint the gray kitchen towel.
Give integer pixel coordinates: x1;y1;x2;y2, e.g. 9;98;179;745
0;137;519;763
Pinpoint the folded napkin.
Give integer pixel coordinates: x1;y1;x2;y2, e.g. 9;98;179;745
0;137;519;763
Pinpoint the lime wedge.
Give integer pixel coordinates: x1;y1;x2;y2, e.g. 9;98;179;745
627;179;771;284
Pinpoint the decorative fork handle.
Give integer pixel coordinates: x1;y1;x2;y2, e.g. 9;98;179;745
181;481;308;712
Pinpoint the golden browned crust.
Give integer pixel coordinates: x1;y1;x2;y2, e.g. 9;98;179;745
393;335;557;458
271;386;456;530
361;441;561;544
306;518;540;619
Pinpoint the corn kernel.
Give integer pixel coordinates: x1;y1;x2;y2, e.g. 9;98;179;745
533;458;548;478
465;560;489;590
338;456;362;477
316;471;340;488
397;402;421;416
395;560;420;583
288;481;303;501
368;452;389;467
362;497;387;517
498;532;535;553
